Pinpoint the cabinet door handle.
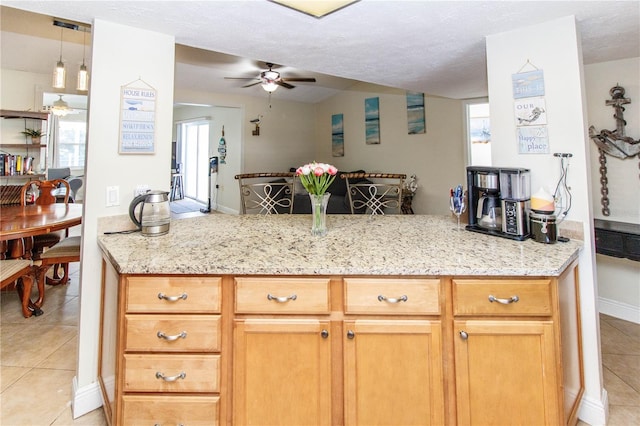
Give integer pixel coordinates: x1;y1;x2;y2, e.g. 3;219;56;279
488;294;519;304
347;330;355;339
157;331;187;341
267;293;297;303
459;330;468;340
155;371;186;382
377;294;408;303
157;292;188;302
321;329;329;339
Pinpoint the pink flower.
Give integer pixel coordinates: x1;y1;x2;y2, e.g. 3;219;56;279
295;167;303;176
327;165;338;176
314;166;324;176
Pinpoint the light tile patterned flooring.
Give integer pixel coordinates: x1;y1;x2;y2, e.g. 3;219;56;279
1;256;638;425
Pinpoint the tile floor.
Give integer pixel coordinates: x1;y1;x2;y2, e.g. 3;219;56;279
1;255;638;425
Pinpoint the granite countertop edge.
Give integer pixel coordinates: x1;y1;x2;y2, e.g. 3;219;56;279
97;214;582;277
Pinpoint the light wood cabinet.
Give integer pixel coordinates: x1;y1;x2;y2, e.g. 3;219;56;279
343;319;444;426
451;273;583;426
233;319;332;425
99;263;582;425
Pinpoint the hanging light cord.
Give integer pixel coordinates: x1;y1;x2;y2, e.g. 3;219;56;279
58;27;64;62
81;30;86;65
553;153;573;224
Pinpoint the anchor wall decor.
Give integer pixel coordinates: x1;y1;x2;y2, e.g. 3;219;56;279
588;85;640;216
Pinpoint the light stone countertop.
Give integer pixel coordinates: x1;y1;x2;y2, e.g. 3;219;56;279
97;214;582;277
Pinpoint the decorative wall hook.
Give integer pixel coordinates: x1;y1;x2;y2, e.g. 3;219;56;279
588;85;640;215
250;115;262;136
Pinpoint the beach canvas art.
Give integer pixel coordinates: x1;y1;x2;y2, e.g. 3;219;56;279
365;97;380;144
406;92;426;134
332;113;344;157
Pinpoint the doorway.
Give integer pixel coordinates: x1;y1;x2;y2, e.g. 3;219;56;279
179;120;210;204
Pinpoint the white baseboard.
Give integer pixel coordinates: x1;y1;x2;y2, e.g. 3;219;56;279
578;388;609;426
71;376;104;419
599;296;640;324
215;205;238;215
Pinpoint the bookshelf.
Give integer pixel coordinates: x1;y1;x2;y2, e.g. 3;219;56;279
1;109;49;179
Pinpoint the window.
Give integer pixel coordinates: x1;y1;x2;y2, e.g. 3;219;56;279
466;101;491;166
55;113;87;168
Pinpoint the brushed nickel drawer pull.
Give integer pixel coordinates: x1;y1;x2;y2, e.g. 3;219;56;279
155;371;186;382
157;292;188;302
488;294;519;304
321;329;329;339
347;330;355;339
377;294;408;303
157;331;187;341
459;330;468;340
267;293;297;303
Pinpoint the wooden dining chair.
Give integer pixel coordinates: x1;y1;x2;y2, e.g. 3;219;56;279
20;179;74;285
0;259;36;318
34;236;81;308
341;173;406;215
235;172;296;214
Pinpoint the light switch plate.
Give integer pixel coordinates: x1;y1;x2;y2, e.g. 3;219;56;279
106;186;119;207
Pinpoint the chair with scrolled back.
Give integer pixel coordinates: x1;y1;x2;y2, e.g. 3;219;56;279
341;172;406;215
20;179;78;296
235;172;295;214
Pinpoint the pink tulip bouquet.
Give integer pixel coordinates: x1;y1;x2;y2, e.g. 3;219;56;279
295;162;338;195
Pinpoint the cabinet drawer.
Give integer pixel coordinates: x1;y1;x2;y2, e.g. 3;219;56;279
344;278;440;315
124;314;221;352
235;277;330;314
453;279;552;316
122;395;219;425
126;276;221;313
123;354;220;392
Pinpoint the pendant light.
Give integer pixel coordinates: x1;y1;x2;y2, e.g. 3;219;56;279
76;28;89;91
52;26;66;89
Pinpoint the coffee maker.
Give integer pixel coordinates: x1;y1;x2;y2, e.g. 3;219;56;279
466;166;530;240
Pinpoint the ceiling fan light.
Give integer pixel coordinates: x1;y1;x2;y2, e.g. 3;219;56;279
262;81;279;93
51;95;70;116
77;63;89;91
53;60;66;89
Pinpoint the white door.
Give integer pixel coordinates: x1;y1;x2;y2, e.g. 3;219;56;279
181;121;209;203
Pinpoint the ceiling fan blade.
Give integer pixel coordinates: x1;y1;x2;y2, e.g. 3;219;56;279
276;80;295;89
243;81;262;88
225;77;258;80
282;78;317;82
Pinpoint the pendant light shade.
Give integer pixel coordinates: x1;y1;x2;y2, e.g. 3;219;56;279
76;30;89;91
52;27;66;89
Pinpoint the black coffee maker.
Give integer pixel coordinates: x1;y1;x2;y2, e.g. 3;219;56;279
466;167;501;232
466;166;530;241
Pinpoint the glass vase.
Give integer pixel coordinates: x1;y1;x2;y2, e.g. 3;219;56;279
309;193;330;236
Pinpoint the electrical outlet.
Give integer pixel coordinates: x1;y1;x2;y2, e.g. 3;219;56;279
134;185;150;197
106;186;119;207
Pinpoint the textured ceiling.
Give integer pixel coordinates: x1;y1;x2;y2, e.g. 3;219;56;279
2;1;639;102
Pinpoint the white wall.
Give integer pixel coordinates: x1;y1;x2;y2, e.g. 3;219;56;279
75;19;175;418
584;57;640;324
487;16;605;425
314;82;465;214
173;88;317;213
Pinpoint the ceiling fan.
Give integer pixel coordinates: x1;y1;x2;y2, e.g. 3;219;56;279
225;62;316;92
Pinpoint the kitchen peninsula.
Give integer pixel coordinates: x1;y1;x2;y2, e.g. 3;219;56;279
97;214;584;425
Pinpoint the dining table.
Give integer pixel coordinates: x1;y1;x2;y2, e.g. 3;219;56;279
0;203;83;315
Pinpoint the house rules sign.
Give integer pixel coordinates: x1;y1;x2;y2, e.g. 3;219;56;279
119;79;157;154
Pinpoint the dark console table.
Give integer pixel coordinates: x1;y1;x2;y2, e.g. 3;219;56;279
594;219;640;262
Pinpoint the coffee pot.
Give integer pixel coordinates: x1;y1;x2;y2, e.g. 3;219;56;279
477;193;501;230
129;190;171;236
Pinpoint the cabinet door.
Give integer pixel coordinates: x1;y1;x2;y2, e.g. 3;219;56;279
233;319;332;426
343;320;444;426
454;320;560;426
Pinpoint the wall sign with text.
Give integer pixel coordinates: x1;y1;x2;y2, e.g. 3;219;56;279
119;80;157;154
